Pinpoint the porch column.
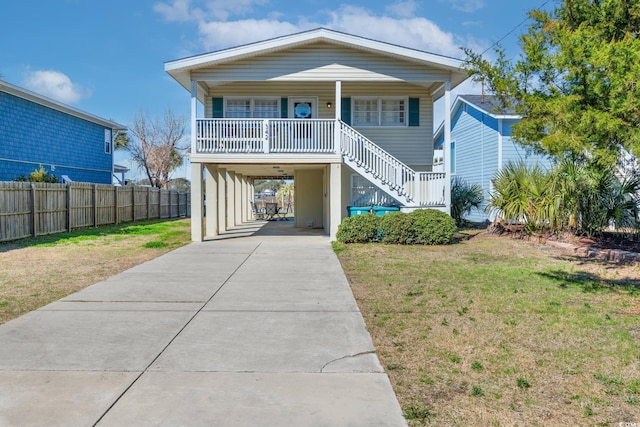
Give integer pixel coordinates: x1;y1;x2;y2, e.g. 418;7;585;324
234;172;243;225
329;163;342;239
250;179;256;219
190;80;197;154
217;167;227;233
204;164;218;236
190;162;204;241
242;176;253;221
227;170;236;228
334;80;342;154
443;79;452;215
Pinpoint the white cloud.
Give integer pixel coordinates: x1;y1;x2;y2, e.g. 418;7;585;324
22;70;90;104
198;19;304;50
385;0;419;18
153;0;194;22
154;0;267;22
324;5;464;57
155;1;477;58
439;0;485;13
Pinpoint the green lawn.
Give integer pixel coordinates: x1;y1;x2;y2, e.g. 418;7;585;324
0;219;191;325
336;231;640;426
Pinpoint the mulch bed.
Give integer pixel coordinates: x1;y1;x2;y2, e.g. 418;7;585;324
488;223;640;264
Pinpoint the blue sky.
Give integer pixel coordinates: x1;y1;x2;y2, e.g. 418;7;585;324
0;0;551;180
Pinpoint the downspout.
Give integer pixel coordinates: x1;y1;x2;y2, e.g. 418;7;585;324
334;80;342;154
443;80;452;215
497;119;503;170
190;80;197;154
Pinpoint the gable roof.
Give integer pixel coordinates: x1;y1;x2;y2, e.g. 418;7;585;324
434;95;521;147
457;95;520;118
0;80;126;130
165;27;468;99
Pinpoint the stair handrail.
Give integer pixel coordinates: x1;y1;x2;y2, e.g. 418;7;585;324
338;120;416;198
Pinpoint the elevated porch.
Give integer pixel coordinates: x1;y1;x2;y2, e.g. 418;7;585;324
191;117;447;209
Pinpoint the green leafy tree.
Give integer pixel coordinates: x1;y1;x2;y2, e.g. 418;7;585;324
254;180;283;193
464;0;640;168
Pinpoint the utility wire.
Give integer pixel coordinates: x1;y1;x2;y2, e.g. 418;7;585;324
481;0;553;56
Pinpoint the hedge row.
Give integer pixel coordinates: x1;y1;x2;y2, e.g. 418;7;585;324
336;209;457;245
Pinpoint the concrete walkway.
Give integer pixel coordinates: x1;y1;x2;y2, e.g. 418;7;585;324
0;220;406;426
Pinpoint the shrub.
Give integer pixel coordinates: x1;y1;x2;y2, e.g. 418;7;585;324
336;213;380;243
379;211;414;244
14;165;59;183
450;176;484;226
409;209;457;245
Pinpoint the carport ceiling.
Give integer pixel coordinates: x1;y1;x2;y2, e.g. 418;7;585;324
218;163;322;179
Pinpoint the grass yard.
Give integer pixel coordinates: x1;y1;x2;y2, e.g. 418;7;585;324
335;231;640;426
0;219;191;325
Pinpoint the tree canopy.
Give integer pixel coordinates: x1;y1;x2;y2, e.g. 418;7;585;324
464;0;640;168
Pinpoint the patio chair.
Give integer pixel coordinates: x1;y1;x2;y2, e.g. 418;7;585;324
252;201;265;220
265;202;279;220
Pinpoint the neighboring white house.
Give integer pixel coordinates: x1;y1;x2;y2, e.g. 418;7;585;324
165;28;468;240
434;95;552;222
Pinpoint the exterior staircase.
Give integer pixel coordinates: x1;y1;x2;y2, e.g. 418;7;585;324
338;121;445;208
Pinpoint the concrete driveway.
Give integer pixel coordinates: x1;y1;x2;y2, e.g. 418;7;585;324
0;220;406;426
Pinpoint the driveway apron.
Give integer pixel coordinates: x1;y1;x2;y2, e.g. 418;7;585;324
0;221;406;426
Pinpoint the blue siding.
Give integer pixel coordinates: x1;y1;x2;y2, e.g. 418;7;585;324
501;120;551;172
450;103;497;222
449;103;551;222
0;92;113;183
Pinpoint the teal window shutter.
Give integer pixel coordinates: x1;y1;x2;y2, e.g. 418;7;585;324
212;97;224;118
280;98;288;118
409;98;419;126
341;97;351;125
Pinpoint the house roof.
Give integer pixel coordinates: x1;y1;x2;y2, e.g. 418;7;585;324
457;95;520;118
434;94;521;147
0;79;126;130
165;27;468;100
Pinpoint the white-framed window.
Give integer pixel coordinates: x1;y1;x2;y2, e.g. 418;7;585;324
225;97;279;118
104;129;112;154
352;97;407;127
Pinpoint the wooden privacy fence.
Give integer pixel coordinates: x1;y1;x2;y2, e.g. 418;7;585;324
0;182;191;242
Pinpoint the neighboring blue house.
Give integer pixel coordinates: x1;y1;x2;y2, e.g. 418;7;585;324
0;79;126;184
435;95;551;222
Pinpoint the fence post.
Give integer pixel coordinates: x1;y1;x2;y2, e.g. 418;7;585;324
114;186;119;225
93;184;98;228
158;188;162;219
147;187;151;219
66;184;72;232
30;183;37;237
129;186;134;222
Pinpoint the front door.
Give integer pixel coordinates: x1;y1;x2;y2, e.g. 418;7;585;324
290;97;316;119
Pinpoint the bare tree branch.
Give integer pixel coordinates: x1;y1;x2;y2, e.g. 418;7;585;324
126;109;187;189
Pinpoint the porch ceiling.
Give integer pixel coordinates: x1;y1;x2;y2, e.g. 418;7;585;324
215;163;322;179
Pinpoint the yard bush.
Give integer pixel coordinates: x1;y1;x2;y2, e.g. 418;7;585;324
379;211;414;244
337;209;457;245
409;209;457;245
336;213;380;243
450;176;484;226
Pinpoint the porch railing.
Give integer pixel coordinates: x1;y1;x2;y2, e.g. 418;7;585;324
195;118;447;207
196;118;335;154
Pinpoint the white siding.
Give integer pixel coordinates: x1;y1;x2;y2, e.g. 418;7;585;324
205;81;434;168
192;43;450;84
